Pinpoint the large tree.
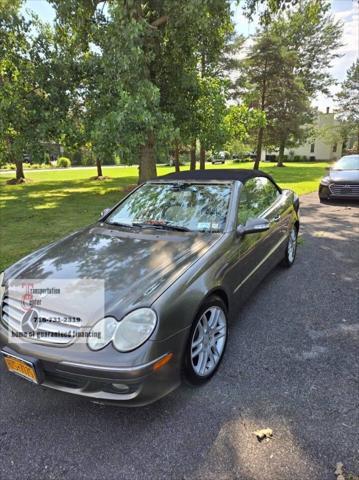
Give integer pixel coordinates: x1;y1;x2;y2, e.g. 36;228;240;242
336;60;359;151
0;3;64;181
50;0;235;181
237;0;342;169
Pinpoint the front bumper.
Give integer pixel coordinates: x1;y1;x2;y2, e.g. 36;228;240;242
0;327;189;406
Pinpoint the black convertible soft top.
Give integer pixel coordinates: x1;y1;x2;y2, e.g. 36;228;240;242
161;168;277;186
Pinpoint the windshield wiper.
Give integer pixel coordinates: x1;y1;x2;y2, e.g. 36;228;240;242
105;221;135;228
133;221;190;232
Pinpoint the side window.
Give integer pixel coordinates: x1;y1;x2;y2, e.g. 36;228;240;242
237;177;279;225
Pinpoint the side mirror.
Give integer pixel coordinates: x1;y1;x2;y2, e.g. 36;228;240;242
237;218;270;236
100;207;111;219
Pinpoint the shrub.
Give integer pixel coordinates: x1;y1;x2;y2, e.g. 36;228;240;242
301;155;308;161
293;155;301;162
2;163;16;170
56;156;71;168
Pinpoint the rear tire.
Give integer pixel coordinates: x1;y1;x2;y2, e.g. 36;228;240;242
183;296;228;386
281;225;298;268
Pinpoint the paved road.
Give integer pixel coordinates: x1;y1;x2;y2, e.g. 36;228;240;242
0;193;358;480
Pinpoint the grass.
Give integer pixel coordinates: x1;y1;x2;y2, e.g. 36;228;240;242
0;161;329;271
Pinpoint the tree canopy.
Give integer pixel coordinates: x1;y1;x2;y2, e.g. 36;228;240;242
236;0;343;168
0;0;348;181
336;60;359;151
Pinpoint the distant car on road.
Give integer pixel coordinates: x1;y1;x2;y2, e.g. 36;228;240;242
1;169;299;406
319;154;359;201
211;151;227;164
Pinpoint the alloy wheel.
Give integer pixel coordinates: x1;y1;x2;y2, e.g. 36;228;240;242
190;306;227;377
287;227;298;264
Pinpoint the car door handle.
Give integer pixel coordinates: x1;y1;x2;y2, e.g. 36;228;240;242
273;215;281;223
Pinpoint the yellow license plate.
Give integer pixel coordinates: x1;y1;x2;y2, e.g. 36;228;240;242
3;355;39;384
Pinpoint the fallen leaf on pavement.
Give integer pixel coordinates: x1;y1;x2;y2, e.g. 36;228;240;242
335;463;344;475
253;428;273;442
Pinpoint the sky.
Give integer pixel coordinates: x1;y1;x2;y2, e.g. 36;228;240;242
23;0;358;112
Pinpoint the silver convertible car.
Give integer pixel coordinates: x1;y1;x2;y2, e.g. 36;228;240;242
0;169;299;406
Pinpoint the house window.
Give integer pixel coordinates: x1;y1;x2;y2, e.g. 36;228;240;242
333;144;337;152
310;143;315;153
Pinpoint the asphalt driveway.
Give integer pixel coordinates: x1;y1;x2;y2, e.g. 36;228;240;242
0;193;358;480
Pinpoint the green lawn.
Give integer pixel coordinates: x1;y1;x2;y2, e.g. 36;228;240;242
0;161;328;271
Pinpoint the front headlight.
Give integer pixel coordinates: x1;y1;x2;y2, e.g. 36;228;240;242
88;317;118;351
113;308;157;352
87;309;157;352
320;176;331;186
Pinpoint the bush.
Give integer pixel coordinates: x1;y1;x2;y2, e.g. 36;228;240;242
56;156;71;168
1;163;16;170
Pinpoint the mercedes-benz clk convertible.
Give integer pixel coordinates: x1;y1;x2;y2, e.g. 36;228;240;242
0;169;299;406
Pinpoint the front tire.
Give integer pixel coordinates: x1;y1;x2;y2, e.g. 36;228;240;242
282;225;298;267
184;296;228;385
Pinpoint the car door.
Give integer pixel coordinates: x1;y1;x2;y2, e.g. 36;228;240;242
230;177;283;304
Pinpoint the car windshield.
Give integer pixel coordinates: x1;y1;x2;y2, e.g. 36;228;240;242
106;182;232;232
332;155;359;170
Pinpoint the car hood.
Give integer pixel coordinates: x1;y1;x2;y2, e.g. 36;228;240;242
4;224;220;313
329;169;359;183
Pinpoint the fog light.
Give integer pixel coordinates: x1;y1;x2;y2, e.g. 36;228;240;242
111;383;130;393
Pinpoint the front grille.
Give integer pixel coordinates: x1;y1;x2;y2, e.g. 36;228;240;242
329;184;359;196
1;296;81;345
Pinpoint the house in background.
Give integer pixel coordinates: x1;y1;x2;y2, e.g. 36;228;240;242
262;108;343;162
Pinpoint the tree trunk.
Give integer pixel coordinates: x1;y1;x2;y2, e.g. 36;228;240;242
254;127;263;170
15;158;25;181
174;143;180;173
139;134;157;183
96;158;103;177
254;58;268;170
190;139;196;171
276;140;286;167
199;142;206;170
